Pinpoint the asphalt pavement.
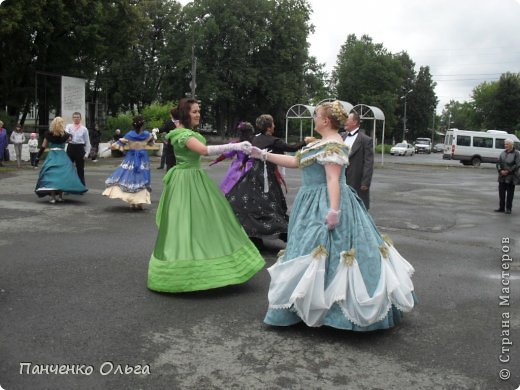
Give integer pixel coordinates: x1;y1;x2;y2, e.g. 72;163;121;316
0;153;519;390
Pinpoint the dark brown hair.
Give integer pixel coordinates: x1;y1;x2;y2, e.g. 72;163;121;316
132;115;145;133
178;98;198;129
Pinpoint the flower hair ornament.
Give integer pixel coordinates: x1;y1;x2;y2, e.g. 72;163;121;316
330;100;348;124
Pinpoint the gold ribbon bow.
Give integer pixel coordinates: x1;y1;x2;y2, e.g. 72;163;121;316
312;245;328;260
341;248;356;267
379;244;389;259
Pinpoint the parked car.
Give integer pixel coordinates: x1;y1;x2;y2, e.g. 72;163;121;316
414;137;432;154
433;143;444;153
390;143;414;156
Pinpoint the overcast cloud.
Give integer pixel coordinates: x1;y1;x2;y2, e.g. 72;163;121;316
308;0;520;112
177;0;520;112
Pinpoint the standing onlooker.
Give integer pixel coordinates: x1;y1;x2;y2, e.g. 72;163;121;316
89;123;102;162
111;129;124;157
157;130;167;170
113;128;122;142
340;112;374;209
65;112;91;185
147;98;264;293
495;139;520;214
28;133;39;168
0;121;7;166
10;124;26;168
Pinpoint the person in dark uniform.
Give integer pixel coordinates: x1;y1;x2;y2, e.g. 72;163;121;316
157;107;179;171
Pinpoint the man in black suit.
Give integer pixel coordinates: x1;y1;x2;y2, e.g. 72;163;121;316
157;107;178;171
340;111;374;209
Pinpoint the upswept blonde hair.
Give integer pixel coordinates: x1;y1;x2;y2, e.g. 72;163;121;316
319;100;348;130
50;117;66;136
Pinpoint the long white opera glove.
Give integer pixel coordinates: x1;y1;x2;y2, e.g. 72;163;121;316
325;208;341;230
206;141;252;156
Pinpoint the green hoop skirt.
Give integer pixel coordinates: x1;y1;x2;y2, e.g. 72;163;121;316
148;129;265;292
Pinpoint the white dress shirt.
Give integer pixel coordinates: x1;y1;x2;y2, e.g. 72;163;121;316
343;127;360;150
66;123;91;157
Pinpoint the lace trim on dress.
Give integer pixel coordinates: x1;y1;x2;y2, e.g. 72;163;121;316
266;238;415;328
297;141;350;168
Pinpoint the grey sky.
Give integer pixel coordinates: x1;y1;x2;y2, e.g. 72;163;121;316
308;0;520;113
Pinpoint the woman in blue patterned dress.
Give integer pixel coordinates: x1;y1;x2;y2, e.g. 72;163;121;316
35;117;87;203
102;116;153;210
251;101;416;331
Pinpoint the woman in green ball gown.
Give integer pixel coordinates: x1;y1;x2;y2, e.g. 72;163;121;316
148;98;265;292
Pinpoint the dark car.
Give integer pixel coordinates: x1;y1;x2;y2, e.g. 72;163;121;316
433;143;444;153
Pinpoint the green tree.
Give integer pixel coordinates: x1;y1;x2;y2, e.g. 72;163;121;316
472;81;499;129
101;1;182;114
406;66;438;139
0;0;140;127
334;35;405;138
177;0;313;134
303;57;331;105
440;100;477;131
489;72;520;131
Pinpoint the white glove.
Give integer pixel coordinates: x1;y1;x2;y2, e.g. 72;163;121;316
325;208;341;230
206;141;252;156
250;146;268;161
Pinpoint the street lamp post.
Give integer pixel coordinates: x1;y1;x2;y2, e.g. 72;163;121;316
190;40;197;97
190;14;210;98
400;89;413;141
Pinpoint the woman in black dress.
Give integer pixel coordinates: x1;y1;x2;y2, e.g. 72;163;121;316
227;114;312;247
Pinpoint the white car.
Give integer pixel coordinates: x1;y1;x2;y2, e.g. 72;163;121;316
390;143;414;156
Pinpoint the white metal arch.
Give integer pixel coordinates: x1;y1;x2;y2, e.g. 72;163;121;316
352;103;386;164
317;99;354;115
283;101;386;165
284;100;356;141
285;104;315;141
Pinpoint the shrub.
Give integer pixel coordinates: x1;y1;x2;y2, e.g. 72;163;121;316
142;101;176;130
106;114;133;136
375;144;392;154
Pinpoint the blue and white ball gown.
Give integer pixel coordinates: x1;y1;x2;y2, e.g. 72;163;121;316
102;130;152;206
264;141;416;331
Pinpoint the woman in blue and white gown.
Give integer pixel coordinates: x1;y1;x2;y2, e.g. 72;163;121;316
102;116;153;210
251;101;416;331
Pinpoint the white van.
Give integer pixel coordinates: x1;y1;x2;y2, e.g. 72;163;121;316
443;129;520;166
414;137;432;154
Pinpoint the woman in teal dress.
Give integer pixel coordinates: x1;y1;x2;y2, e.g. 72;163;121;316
35;117;87;203
147;98;265;293
251;101;416;331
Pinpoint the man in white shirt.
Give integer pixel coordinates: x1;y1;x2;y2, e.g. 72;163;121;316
340;112;374;209
65;112;91;185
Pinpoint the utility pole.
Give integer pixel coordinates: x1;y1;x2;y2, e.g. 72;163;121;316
400;89;413;141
